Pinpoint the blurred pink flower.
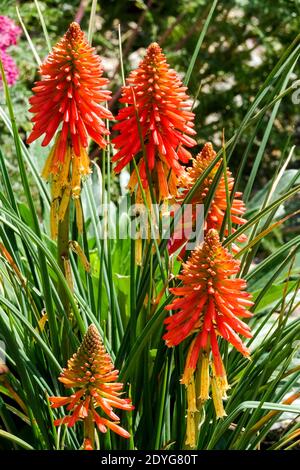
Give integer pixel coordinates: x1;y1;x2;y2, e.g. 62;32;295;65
0;15;21;49
0;16;21;87
0;49;19;86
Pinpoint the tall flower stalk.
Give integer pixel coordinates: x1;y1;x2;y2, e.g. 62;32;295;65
27;22;112;237
112;42;196;265
49;324;134;450
164;229;253;446
27;22;113;308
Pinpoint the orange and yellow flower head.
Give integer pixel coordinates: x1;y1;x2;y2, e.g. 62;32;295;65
112;42;197;201
169;142;247;256
49;324;134;450
27;22;113;237
27;21;112;167
164;229;253;427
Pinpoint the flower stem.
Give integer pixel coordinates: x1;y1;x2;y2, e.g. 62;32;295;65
83;410;95;450
57;201;70;315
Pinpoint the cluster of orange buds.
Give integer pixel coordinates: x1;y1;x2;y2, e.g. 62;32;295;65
164;229;253;446
49;324;134;450
112;42;196;203
27;22;113;237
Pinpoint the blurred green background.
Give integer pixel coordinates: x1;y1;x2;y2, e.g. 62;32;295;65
1;0;300;248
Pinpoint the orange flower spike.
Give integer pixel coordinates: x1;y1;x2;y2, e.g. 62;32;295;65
49;324;134;450
27;22;112;164
112;42;197;201
169;142;247;255
27;23;113;237
164;229;254;417
187;143;247;232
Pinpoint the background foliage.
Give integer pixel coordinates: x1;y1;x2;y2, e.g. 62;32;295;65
2;0;300;187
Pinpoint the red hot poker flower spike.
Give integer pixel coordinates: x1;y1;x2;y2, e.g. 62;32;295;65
169;142;247;256
49;324;134;450
164;229;253;423
27;22;112;164
27;23;113;238
112;42;197;201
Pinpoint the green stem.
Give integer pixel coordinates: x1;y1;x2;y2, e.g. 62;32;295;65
57;202;70;316
83;411;95;450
